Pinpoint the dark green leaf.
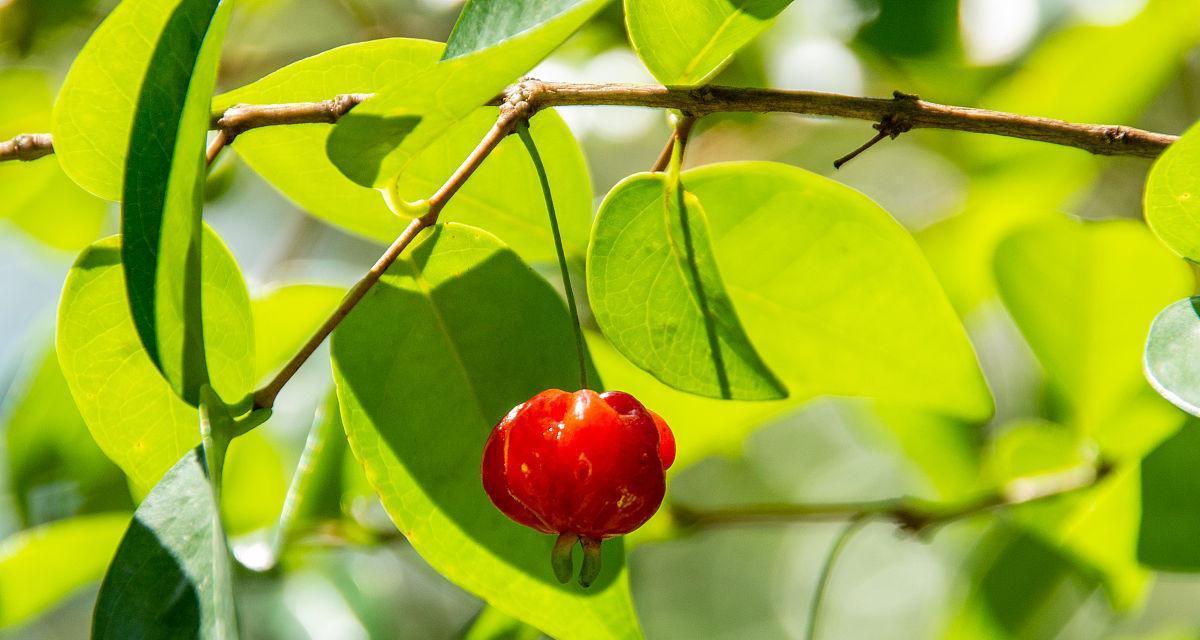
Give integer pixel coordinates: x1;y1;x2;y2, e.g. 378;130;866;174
444;0;593;60
857;0;958;58
119;0;234;405
332;223;641;639
93;447;236;640
946;525;1096;638
57;228;254;493
53;0;233;201
1139;423;1200;570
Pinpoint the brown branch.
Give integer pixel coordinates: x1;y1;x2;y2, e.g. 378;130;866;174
0;81;1178;164
0;133;54;162
518;82;1176;158
672;461;1112;537
252;90;533;409
213;93;371;137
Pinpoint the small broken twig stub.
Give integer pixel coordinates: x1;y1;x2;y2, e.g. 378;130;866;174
833;91;918;169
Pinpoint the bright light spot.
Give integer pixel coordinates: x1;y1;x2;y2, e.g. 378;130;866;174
417;0;463;11
533;49;658;142
231;534;274;572
768;38;863;95
1069;0;1148;26
771;0;872;41
960;0;1040;66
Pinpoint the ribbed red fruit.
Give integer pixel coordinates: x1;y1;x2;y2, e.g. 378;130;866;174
481;389;675;586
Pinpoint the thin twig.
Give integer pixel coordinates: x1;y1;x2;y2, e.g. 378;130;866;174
650;114;698;172
673;462;1112;536
805;516;867;640
832;100;917;169
252;94;532;410
206;129;229;166
1;80;1178;164
252;215;427;409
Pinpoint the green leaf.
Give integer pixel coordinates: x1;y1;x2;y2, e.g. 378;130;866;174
1145;120;1200;262
251;284;343;382
1138;422;1200;571
462;605;543;640
983;419;1092;488
856;0;958;58
117;0;233;404
588;171;786;400
332;223;642;640
1010;466;1148;611
53;0;233;202
326;1;607;188
646;162;990;420
57;227;254;493
918;0;1200;315
1144;297;1200;416
0;68;105;251
4;348;131;526
444;0;593;59
275;392;351;552
0;0;102;57
993;217;1192;447
221;430;288;536
624;0;792;85
214;39;593;262
977;0;1200;162
0;513;128;630
93;447;237;640
945;525;1096;639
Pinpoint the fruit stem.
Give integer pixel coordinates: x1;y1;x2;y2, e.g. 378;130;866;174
579;536;603;588
552;532;579;584
515;119;589;390
805;516;867;640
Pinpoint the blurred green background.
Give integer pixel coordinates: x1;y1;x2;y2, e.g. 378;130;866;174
3;0;1200;638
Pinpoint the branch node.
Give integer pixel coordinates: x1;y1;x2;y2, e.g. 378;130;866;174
503;79;542;121
833;112;913;169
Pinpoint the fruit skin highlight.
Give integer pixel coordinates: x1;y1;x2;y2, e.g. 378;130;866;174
481;389;675;586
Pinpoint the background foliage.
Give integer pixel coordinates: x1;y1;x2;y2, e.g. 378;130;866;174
5;0;1200;638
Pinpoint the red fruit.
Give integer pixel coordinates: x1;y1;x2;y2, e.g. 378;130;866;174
481;388;674;586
